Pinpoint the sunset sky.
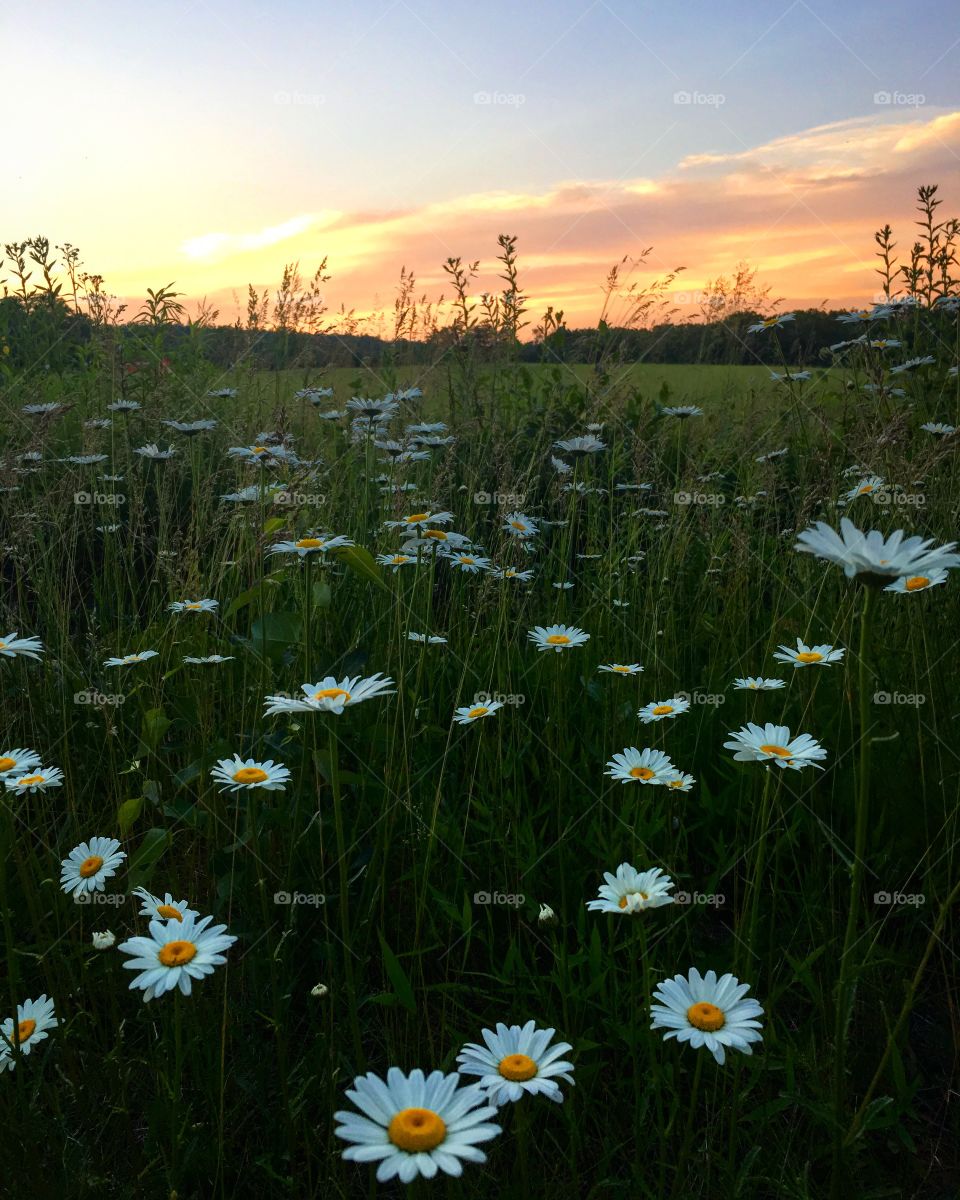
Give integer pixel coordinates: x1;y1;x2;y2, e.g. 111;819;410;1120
4;0;960;330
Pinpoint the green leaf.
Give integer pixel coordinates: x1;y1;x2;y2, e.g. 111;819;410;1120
378;932;416;1013
251;611;302;647
262;516;286;535
140;708;171;751
126;827;171;889
117;796;143;837
333;545;390;594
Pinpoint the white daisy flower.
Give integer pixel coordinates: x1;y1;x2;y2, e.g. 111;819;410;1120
131;887;195;922
772;639;844;668
104;650;159;668
553;435;606;456
662;405;703;418
0;633;44;661
456;1021;575;1106
65;453;109;465
376;552;418;570
665;772;696;792
605;746;675;785
183;654;235;664
493;566;534;582
723;722;827;770
206;388;237;398
60;837;126;897
444;552;492;574
106;400;142;412
92;931;116;950
527;624;590;653
270;533;354;556
22;401;65;415
134;443;176;460
161;419;218;434
794;518;960;583
747;312;795;333
346;396;400;420
168;598;218;614
842;476;886;503
264;674;396;716
0;748;41;777
586;863;675;913
598;663;644;676
385;510;454;530
334;1066;501;1184
550;455;572;475
118;911;237;1002
408;632;447;644
210;757;291;793
453;701;504;725
0;996;58;1070
732;677;786;690
638;697;691;723
5;766;64;794
920;422;956;436
503;513;538;538
884;569;949;594
650;968;764;1065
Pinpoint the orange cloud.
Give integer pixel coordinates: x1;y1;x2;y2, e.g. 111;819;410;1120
110;108;960;331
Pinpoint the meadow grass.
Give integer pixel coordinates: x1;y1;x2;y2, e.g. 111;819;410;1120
0;327;958;1199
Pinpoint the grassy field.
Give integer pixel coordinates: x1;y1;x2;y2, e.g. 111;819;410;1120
1;329;959;1199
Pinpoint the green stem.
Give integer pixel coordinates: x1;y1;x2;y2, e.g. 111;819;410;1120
329;720;364;1068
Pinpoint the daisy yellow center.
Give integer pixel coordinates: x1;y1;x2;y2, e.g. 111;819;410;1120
16;1018;36;1044
687;1001;726;1032
629;766;655;779
795;652;822;663
252;446;267;454
759;744;792;758
391;556;409;564
612;665;632;673
387;1107;446;1152
406;513;429;523
618;892;648;908
546;634;570;645
468;707;489;719
79;855;104;877
510;521;525;530
296;538;323;549
159;940;197;967
157;904;183;920
0;642;6;650
0;758;15;772
185;602;203;609
313;687;350;702
669;779;685;788
18;774;44;786
651;704;674;715
859;485;873;493
498;1053;538;1082
762;317;779;326
460;556;475;564
423;529;447;540
905;576;929;591
233;767;269;784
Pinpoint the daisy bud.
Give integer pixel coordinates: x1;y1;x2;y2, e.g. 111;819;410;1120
92;930;116;950
538;904;558;927
311;982;329;998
